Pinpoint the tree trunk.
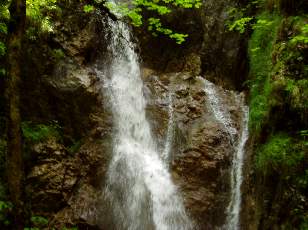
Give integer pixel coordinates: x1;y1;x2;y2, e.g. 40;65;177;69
6;0;26;229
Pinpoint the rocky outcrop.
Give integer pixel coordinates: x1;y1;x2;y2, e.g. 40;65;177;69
143;70;246;229
200;0;249;89
21;1;107;140
26;130;113;229
135;0;249;90
21;2;114;229
19;0;250;228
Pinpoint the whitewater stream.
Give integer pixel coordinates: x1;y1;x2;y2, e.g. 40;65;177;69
204;80;249;230
101;18;193;230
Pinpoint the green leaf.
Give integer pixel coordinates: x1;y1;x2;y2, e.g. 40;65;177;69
83;4;95;13
31;216;48;226
0;23;7;34
105;0;200;43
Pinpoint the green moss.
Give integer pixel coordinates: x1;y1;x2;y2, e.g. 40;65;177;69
26;0;60;36
248;12;308;134
51;48;65;60
0;201;12;227
68;140;82;154
248;12;281;133
21;121;61;143
249;13;308;226
255;134;304;171
30;215;48;228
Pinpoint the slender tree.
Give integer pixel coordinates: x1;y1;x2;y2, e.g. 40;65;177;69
6;0;26;228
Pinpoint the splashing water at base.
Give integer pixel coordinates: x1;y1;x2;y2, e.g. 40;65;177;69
101;18;193;230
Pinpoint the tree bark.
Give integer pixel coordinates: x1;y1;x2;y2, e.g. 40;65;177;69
6;0;26;229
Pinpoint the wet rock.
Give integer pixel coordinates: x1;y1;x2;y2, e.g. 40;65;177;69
143;70;245;229
26;140;78;213
51;184;102;230
20;0;249;227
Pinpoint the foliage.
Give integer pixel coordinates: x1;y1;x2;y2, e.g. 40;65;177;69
0;2;9;78
51;48;65;60
30;216;48;226
21;121;61;143
255;131;307;228
0;23;7;35
104;0;201;44
228;17;253;34
269;16;308;119
68;140;82;154
226;7;253;34
26;0;60;35
248;12;281;133
0;42;6;56
147;17;188;44
23;215;79;229
0;1;10;21
255;134;304;171
83;4;95;13
0;200;12;227
24;215;48;230
290;23;308;44
248;7;308;227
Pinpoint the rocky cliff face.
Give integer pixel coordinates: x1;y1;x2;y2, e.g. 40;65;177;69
200;0;249;90
135;0;249;90
142;70;246;229
19;0;250;229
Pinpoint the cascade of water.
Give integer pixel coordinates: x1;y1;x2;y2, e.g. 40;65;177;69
162;93;174;162
226;104;249;230
101;18;192;230
203;80;237;143
203;79;249;230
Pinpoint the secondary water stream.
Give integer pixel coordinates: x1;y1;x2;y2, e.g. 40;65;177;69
204;79;249;230
162;93;174;162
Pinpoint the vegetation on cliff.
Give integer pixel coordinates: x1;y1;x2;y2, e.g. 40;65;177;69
0;0;203;229
0;0;307;229
228;0;307;228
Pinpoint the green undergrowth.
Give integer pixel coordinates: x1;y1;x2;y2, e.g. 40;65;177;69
21;121;62;143
248;11;281;133
255;131;308;228
24;215;78;230
68;140;83;154
248;12;308;134
26;0;60;39
255;133;305;172
0;200;12;227
0;1;9;78
248;3;308;227
91;0;201;44
21;120;83;155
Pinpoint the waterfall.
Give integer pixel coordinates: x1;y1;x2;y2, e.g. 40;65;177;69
162;93;174;162
101;18;193;230
203;80;237;142
226;105;249;230
203;79;249;230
